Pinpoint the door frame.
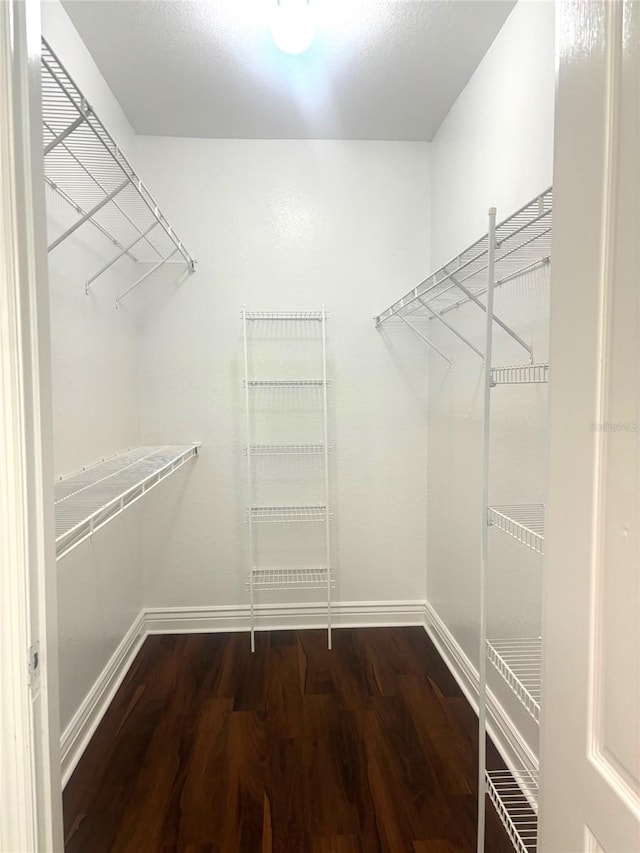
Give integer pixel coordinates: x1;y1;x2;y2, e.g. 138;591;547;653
0;0;63;849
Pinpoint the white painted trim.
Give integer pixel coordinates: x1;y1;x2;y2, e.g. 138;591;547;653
60;600;425;787
144;599;426;635
424;600;539;775
60;611;146;787
0;0;63;848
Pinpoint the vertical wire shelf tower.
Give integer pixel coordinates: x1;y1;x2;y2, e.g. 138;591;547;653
242;308;332;652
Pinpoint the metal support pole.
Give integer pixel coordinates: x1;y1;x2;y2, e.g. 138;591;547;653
48;178;130;251
321;306;332;650
242;307;256;653
417;296;485;360
85;223;158;293
447;273;533;359
397;313;452;368
477;208;497;853
43;111;88;155
115;248;178;307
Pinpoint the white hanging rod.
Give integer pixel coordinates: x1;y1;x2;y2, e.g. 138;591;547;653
397;313;452;367
41;38;196;293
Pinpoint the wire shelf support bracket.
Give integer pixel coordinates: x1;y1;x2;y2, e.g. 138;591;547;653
41;38;196;300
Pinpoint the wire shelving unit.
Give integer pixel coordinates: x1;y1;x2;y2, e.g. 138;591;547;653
487;505;545;555
465;190;551;853
487;639;542;723
41;38;196;305
491;364;549;386
54;444;200;560
242;307;332;652
374;189;552;366
485;770;539;853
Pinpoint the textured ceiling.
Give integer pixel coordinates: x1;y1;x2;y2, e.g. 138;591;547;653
61;0;516;141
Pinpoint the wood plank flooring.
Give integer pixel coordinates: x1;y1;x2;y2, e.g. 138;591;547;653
64;628;516;852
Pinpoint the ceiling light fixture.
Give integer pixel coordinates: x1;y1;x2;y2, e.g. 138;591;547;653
270;0;316;56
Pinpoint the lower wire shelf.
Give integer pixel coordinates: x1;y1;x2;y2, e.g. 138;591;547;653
488;504;545;554
54;444;200;560
486;769;539;853
487;638;542;723
249;567;334;590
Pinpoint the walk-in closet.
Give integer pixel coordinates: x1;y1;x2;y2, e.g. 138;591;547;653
2;0;639;851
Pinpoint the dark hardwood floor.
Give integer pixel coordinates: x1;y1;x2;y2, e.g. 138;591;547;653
64;627;514;852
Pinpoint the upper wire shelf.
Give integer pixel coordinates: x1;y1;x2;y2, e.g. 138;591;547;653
244;312;326;321
54;444;199;560
486;769;538;853
491;364;550;386
374;188;552;364
41;38;196;304
487;638;541;723
488;504;545;555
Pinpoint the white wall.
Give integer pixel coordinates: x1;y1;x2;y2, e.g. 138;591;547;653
425;0;555;759
430;0;555;268
133;137;432;610
42;0;144;731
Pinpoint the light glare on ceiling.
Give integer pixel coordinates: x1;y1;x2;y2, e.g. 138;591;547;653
270;0;316;55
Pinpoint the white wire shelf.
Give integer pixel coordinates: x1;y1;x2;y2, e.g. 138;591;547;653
487;639;542;723
41;38;195;302
243;312;326;321
246;444;326;455
54;444;199;559
488;504;545;555
374;189;552;362
486;770;538;853
246;379;327;387
491;364;550;385
248;505;328;523
249;567;334;590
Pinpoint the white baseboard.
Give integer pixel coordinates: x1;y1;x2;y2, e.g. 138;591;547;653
60;599;425;787
423;600;539;774
144;599;426;634
60;610;146;788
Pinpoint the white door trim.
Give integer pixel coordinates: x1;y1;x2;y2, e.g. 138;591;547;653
0;0;63;849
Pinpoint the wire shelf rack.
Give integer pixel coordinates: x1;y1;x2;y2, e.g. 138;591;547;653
487;638;542;723
41;38;195;302
486;770;538;853
54;444;199;560
248;505;328;523
376;189;552;325
249;567;334;590
244;312;326;321
488;504;545;555
246;379;327;387
374;189;552;364
246;444;326;455
491;364;550;386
